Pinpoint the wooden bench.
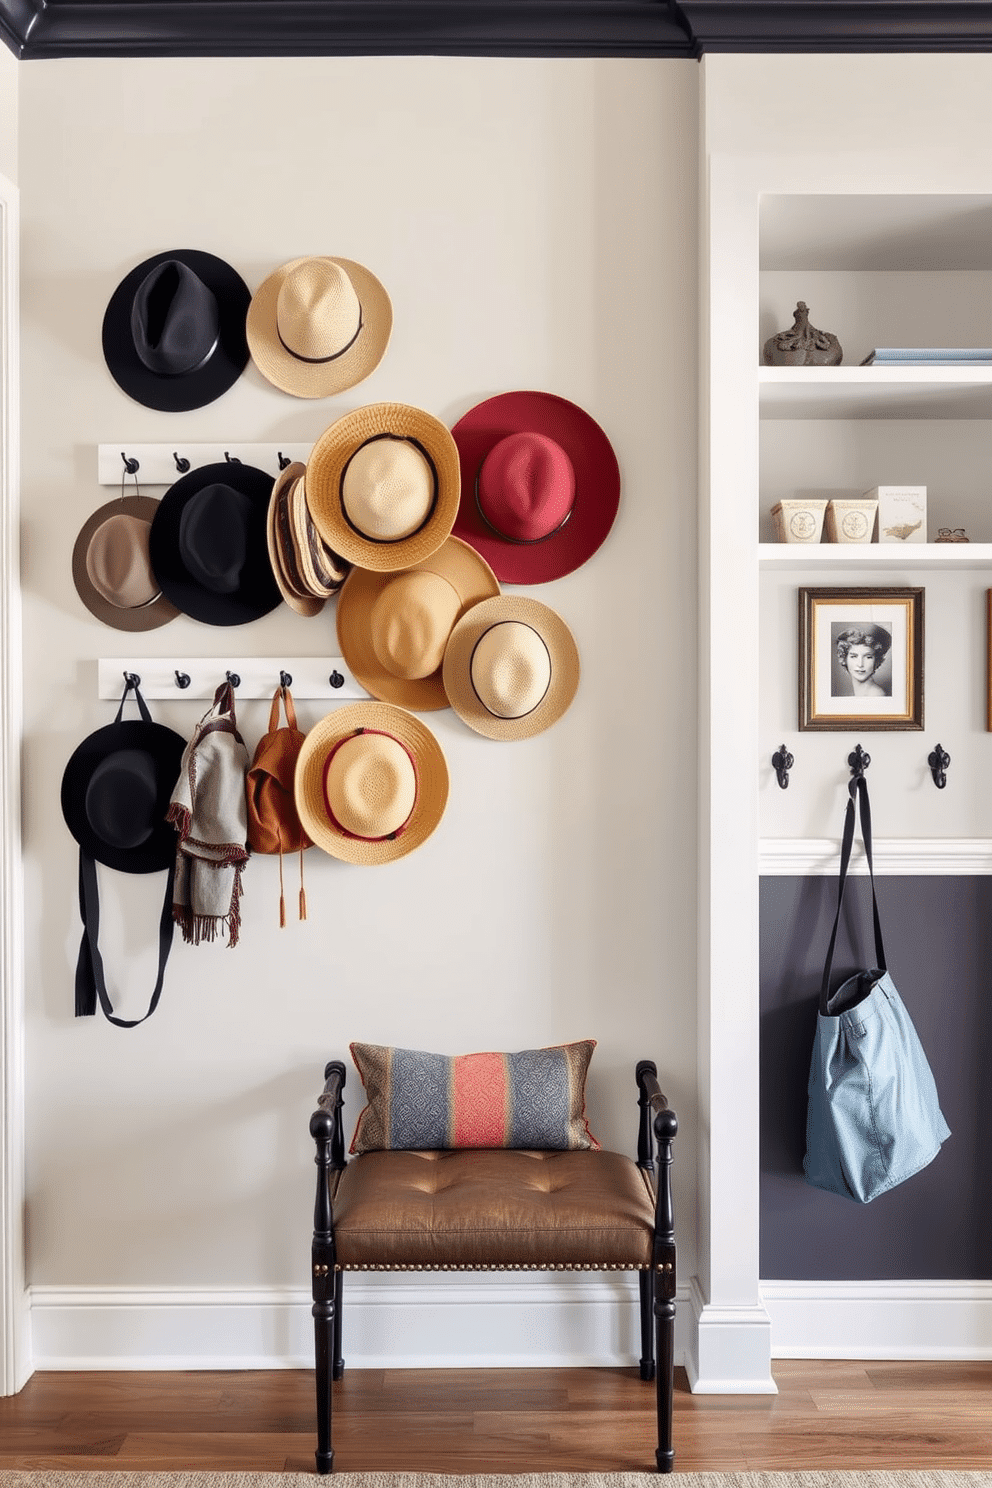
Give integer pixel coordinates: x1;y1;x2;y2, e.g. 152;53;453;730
309;1057;677;1474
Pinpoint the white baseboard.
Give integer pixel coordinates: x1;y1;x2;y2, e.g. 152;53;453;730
762;1280;992;1359
683;1276;778;1393
28;1274;692;1373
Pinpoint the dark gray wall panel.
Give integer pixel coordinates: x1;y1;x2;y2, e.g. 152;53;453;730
760;874;992;1280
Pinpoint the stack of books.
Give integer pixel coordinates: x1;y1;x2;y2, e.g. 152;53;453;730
861;347;992;366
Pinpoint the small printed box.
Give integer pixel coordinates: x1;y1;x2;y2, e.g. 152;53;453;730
771;498;828;544
825;498;878;544
868;485;927;544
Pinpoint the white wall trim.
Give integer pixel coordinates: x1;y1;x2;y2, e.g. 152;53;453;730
763;1280;992;1359
0;169;27;1399
29;1276;693;1372
683;1275;778;1394
760;838;992;875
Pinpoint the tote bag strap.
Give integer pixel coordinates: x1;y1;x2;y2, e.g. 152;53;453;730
114;673;153;725
819;772;887;1014
75;849;176;1028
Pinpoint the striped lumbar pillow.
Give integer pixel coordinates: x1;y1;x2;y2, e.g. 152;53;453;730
348;1040;599;1153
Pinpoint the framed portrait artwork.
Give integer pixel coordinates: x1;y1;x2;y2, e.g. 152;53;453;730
798;586;924;731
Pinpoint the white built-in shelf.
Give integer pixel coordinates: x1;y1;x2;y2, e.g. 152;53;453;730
759;365;992;420
759;541;992;570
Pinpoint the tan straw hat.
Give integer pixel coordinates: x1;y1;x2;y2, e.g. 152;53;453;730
72;493;179;631
247;255;392;399
336;537;500;712
266;461;349;617
306;402;461;572
442;595;580;741
294;701;449;865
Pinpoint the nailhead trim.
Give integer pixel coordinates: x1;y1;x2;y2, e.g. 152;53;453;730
336;1261;651;1272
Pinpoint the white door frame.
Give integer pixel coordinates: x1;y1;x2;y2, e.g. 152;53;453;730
0;167;28;1396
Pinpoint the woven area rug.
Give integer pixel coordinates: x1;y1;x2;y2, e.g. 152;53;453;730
1;1472;990;1487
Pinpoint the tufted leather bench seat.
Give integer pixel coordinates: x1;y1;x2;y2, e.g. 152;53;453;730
331;1147;658;1270
309;1058;677;1475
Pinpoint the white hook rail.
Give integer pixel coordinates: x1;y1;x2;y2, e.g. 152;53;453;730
98;443;314;487
98;657;369;702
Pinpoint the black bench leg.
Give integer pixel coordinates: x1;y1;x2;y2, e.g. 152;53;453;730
333;1268;345;1380
314;1287;335;1473
654;1290;675;1472
639;1269;656;1381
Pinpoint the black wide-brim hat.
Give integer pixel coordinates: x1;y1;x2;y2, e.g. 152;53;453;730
149;461;283;626
102;248;251;413
62;714;187;874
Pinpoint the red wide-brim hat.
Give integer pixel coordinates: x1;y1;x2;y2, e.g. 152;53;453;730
450;390;621;584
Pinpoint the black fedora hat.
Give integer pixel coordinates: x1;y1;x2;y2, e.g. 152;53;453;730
149;461;283;626
62;682;186;875
61;680;188;1027
102;248;251;412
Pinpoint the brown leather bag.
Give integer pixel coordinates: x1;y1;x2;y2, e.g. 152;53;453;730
246;685;311;925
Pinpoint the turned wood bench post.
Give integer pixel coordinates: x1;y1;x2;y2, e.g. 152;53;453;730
637;1059;678;1473
310;1059;346;1475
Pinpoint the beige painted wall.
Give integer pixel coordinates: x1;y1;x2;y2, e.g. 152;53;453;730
0;43;15;184
17;55;700;1296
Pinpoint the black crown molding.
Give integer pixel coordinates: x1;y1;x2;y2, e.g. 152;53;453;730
3;0;992;60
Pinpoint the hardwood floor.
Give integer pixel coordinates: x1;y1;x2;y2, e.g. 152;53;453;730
0;1361;990;1474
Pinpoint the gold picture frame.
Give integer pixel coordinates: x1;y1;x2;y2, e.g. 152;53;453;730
798;586;924;732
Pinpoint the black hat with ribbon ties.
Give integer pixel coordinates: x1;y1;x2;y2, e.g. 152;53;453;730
61;676;187;1027
102;248;251;412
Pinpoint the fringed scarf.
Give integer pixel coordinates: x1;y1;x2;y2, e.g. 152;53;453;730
166;680;250;947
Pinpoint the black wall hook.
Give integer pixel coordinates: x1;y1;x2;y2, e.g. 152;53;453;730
226;670;241;688
772;745;794;789
280;670;293;689
123;670;141;688
120;452;139;475
173;452;191;474
928;743;950;789
174;670;191;690
277;452;292;471
329;670;344;689
224;452;242;465
848;744;871;779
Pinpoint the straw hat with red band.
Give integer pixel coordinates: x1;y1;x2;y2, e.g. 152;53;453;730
246;255;392;399
294;701;449;865
306;402;461;573
336;537;500;712
442;595;580;741
450;390;621;584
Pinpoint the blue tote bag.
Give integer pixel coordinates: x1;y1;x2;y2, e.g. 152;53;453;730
804;773;950;1203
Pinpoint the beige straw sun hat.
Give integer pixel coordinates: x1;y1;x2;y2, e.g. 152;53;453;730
246;255;392;399
336;537;500;712
442;595;580;741
266;461;349;617
294;701;449;866
306;402;461;573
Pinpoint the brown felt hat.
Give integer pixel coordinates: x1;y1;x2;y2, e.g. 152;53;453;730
72;494;179;631
246;255;392;399
294;701;449;866
306;403;461;573
441;595;580;741
336;538;500;712
266;461;349;617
